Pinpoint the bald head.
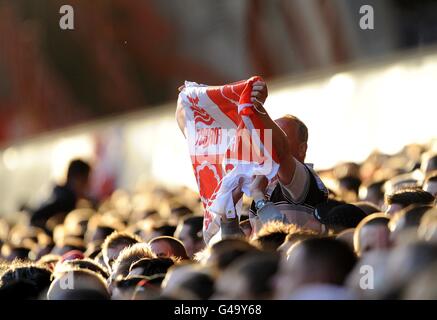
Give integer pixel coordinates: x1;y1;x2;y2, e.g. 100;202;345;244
274;115;308;162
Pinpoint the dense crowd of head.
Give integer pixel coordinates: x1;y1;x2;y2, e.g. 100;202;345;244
0;142;436;300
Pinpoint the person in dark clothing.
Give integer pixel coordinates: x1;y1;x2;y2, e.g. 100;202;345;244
30;159;91;232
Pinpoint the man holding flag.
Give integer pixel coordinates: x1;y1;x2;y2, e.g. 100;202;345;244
176;77;328;244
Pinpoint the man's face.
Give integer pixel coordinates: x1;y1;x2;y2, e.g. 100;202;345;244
150;240;172;258
359;224;391;255
275;118;307;162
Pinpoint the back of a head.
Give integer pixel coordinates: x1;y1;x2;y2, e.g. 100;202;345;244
390;205;433;236
353;213;390;255
0;279;42;299
253;221;293;251
102;231;142;268
359;180;385;206
386;188;434;213
403;261;437;299
129;257;174;277
48;269;110;300
231;252;279;299
210;238;260;270
0;264;52;294
179;215;203;240
291;237;357;285
112;243;156;279
314;199;346;224
321;204;367;233
61;258;109;279
338;176;362;197
151;224;177;238
178;272;214;300
385;242;437;298
353;201;381;215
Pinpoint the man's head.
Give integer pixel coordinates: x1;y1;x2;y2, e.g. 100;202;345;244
389;205;433;245
214;252;279;300
56;258;109;279
66;159;91;198
359;180;386;207
384;242;437;298
0;264;52;297
48;269;110;300
385;188;434;215
169;271;215;300
101;231;142;271
174;215;204;258
149;236;189;260
353;213;391;256
207;238;260;271
128;257;174;277
320;204;367;234
252;221;294;252
109;243;156;292
275;237;356;298
274;115;308;162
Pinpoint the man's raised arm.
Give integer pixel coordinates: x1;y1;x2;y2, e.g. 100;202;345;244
250;80;296;185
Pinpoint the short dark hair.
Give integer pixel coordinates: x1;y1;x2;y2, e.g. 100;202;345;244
66;159;91;181
296;238;357;285
391;205;434;231
129;257;174;277
353;201;381;215
0;264;52;293
210;238;260;270
0;279;43;299
386;188;435;207
102;231;142;264
231;252;279;299
112;243;156;279
314;199;346;223
339;176;362;195
319;204;367;233
61;258;109;278
152;224;177;237
252;221;293;251
179;272;214;300
181;216;203;241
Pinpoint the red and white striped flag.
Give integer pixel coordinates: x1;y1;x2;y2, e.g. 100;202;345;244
177;76;279;244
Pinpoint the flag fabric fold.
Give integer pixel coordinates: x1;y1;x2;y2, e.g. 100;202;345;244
177;76;279;244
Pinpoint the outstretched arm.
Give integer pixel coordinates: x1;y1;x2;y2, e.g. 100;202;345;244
251;81;296;185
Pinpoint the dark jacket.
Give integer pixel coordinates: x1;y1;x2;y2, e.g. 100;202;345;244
30;184;77;231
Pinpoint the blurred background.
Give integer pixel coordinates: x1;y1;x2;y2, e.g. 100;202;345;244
0;0;436;218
